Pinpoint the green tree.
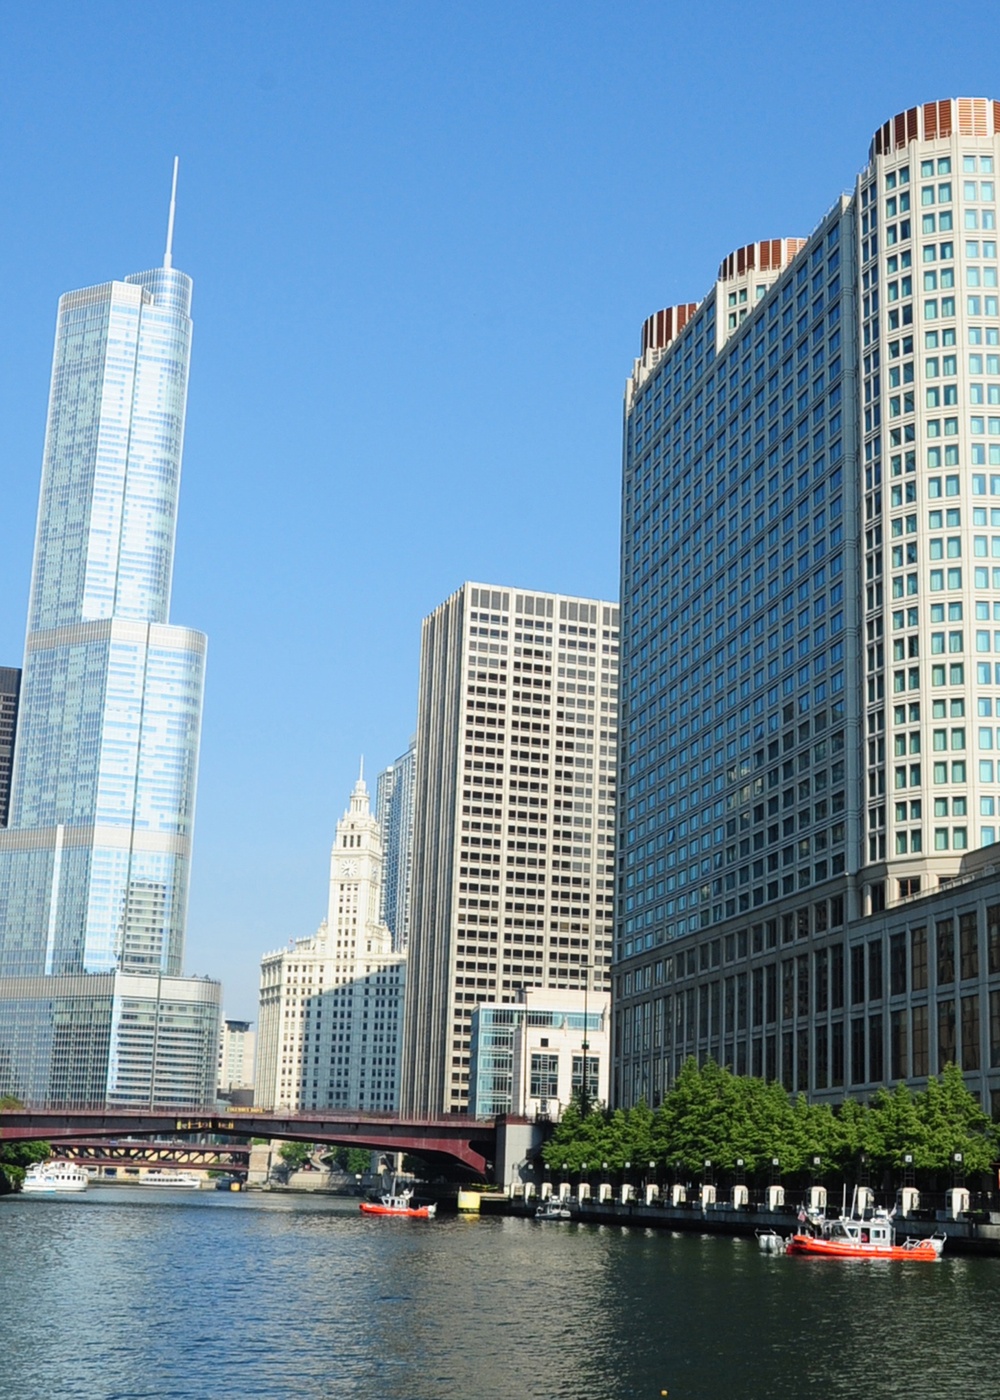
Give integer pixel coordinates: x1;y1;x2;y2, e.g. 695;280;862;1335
738;1076;797;1172
542;1100;609;1171
329;1146;371;1175
277;1141;314;1171
0;1096;51;1193
535;1062;1000;1184
915;1063;996;1172
651;1059;810;1173
828;1096;873;1173
780;1093;838;1173
625;1098;655;1167
866;1081;930;1171
601;1107;634;1171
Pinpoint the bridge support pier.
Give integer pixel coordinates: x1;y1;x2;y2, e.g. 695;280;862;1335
247;1142;274;1186
495;1117;547;1193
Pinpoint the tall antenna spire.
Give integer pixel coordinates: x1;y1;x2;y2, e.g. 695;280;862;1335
163;156;179;269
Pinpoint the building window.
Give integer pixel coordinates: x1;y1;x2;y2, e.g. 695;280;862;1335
571;1054;600;1103
988;905;1000;975
529;1052;559;1100
912;1004;929;1077
937;919;955;984
891;1009;908;1078
912;926;928;991
938;999;956;1070
960;911;979;981
962;995;981;1071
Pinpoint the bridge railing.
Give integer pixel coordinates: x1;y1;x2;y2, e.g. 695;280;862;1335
3;1102;495;1126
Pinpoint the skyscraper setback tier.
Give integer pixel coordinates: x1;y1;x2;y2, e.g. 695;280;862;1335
399;582;619;1118
615;97;1000;1115
0;265;205;980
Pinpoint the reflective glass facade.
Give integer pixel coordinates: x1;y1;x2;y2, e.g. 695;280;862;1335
614;99;1000;1114
0;265;205;981
376;738;417;951
0;971;221;1106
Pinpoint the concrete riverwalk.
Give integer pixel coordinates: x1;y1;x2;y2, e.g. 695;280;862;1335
487;1193;1000;1256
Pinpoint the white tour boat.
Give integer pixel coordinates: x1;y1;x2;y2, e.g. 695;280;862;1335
138;1170;203;1189
21;1160;90;1194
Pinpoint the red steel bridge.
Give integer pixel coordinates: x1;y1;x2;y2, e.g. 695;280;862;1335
55;1139;252;1173
0;1106;498;1179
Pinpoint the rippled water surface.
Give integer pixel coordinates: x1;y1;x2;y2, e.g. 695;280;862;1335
2;1188;1000;1399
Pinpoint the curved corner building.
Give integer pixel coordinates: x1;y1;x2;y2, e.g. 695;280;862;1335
616;99;1000;1112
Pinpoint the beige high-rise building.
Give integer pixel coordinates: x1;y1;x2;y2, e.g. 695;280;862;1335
400;582;619;1116
217;1018;256;1096
256;772;405;1112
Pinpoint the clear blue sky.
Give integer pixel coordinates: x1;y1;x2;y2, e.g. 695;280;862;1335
0;2;995;1016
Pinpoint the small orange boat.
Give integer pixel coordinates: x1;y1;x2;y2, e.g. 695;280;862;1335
787;1214;943;1261
359;1185;436;1220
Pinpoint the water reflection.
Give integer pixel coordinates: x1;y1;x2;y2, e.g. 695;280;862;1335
1;1194;999;1399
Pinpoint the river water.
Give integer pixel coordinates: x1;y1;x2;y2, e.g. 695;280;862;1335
2;1187;1000;1399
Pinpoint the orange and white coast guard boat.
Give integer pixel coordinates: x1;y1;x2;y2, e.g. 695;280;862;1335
787;1211;944;1261
360;1183;436;1220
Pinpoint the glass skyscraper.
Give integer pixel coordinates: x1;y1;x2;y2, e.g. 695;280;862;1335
615;98;1000;1115
0;178;220;1106
375;738;417;952
0;261;205;979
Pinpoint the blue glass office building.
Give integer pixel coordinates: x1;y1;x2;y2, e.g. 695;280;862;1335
0;257;206;985
615;100;1000;1114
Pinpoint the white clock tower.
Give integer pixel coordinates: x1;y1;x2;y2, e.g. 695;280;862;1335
329;765;388;960
256;765;407;1112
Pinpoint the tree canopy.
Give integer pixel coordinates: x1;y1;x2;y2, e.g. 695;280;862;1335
541;1059;998;1177
277;1141;315;1171
0;1095;51;1192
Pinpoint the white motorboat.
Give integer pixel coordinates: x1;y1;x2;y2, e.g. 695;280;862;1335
535;1199;572;1221
21;1160;89;1194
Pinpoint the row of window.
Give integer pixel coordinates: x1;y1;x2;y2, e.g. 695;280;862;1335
884;156;998;191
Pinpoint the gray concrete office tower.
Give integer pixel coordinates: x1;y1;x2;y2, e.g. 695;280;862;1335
400;582;619;1116
0;167;220;1105
375;738;417;952
615;98;1000;1114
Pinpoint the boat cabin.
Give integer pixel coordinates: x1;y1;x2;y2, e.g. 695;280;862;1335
827;1219;893;1248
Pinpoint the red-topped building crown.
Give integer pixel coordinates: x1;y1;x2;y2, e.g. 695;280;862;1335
870;97;1000;160
641;303;698;356
717;238;806;284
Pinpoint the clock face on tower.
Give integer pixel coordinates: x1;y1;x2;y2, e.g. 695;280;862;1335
340;859;359;879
